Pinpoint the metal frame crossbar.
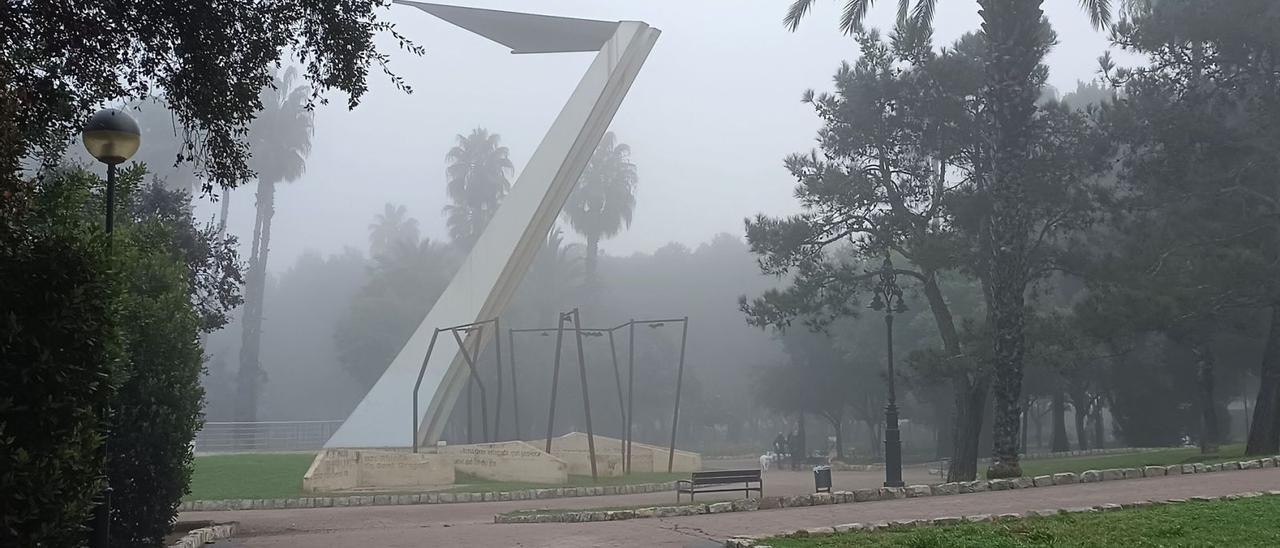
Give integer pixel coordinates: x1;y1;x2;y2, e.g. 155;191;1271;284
412;318;509;452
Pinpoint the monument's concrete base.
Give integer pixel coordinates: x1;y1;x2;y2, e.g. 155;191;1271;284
302;449;454;493
548;432;702;474
435;440;569;484
300;435;701;493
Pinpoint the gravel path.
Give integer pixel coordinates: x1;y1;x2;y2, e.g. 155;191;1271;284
189;467;1280;547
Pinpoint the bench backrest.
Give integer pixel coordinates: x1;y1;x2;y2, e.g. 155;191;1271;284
690;469;761;485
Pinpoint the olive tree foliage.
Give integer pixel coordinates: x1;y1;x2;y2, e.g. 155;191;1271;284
2;0;421;192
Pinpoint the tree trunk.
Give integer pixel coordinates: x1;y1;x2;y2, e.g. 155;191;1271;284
1193;343;1220;454
1020;399;1030;455
1073;403;1089;451
1092;406;1105;450
1247;305;1280;455
978;0;1045;480
826;412;844;461
1034;404;1043;451
947;375;989;482
235;180;275;429
798;411;807;458
920;272;986;479
864;419;883;458
935;389;953;459
217;187;232;241
1051;388;1069;453
585;234;600;289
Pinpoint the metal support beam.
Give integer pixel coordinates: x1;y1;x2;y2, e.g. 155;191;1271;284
544;313;568;453
626;319;636;473
571;310;599;480
668;317;689;473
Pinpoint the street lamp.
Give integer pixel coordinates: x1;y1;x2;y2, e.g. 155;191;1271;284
82;108;141;235
869;253;907;488
81;107;140;548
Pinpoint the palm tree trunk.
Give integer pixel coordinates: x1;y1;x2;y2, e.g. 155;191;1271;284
1247;305;1280;455
585;234;600;289
236;180;275;431
978;0;1046;480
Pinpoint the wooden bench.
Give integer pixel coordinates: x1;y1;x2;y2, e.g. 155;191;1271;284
676;469;762;502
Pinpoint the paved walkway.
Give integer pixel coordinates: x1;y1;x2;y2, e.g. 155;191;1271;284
189;468;1280;547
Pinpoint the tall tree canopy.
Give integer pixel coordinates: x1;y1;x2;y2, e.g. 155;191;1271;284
780;0;1116;478
237;67;315;424
565;131;639;286
444;128;513;249
2;0;418;192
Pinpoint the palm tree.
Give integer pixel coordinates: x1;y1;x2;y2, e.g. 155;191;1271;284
443;128;513;249
783;0;1113;479
236;67;314;425
563;132;638;287
369;203;420;259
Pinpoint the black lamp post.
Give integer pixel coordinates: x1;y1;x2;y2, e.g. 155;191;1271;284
869;253;906;488
83;108;141;235
82;107;140;548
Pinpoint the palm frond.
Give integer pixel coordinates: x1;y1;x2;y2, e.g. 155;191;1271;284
839;0;876;35
1079;0;1113;30
784;0;818;31
911;0;938;31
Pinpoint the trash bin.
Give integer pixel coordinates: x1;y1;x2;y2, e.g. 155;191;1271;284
813;465;832;494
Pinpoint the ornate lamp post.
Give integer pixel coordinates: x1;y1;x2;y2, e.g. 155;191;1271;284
82;107;140;548
82;108;141;236
869;254;906;488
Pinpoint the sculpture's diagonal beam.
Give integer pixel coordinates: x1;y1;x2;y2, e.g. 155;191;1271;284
326;3;659;448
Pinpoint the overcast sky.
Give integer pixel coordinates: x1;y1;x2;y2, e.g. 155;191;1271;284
193;1;1125;274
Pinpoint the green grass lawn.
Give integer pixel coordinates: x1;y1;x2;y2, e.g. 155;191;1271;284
186;453;684;501
1008;444;1247;478
186;453;314;501
765;496;1280;547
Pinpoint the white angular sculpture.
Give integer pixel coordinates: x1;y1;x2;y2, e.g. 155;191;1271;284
326;2;660;448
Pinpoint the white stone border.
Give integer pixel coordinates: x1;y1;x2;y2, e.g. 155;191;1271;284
726;490;1280;547
168;522;237;548
494;456;1280;525
180;481;677;512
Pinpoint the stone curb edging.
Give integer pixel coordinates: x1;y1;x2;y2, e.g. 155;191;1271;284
831;447;1154;472
495;456;1280;525
724;490;1280;547
996;446;1156;462
168;522;238;548
180;481;677;513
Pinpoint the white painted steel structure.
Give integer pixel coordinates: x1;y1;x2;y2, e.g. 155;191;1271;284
326;2;660;448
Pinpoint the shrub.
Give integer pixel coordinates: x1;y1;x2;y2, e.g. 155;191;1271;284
0;192;116;546
106;222;206;546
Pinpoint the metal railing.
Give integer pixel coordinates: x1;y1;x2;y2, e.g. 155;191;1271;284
193;420;344;453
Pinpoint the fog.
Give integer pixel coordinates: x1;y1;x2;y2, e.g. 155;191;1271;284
196;0;1119;272
194;1;1183;457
